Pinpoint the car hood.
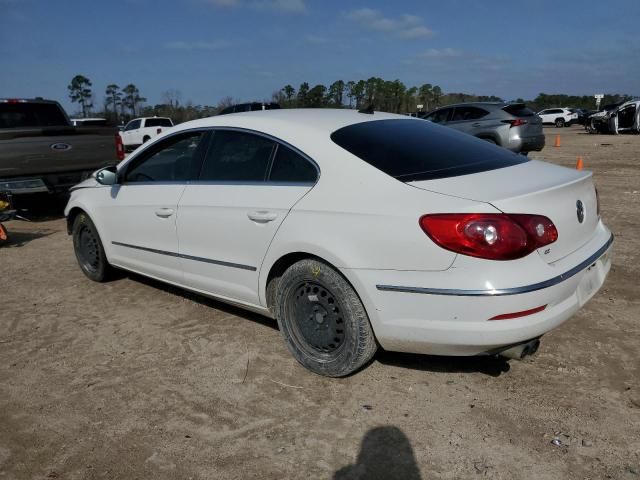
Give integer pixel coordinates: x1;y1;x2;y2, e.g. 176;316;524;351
69;176;100;192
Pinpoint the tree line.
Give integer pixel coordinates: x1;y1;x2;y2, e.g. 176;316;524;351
67;73;633;125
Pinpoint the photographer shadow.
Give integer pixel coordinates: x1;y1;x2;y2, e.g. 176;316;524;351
334;426;422;480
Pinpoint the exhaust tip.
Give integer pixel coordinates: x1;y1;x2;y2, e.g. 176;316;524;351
499;339;540;361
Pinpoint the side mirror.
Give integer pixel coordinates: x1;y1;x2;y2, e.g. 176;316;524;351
95;166;118;185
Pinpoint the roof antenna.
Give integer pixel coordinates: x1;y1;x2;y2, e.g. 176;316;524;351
358;103;375;114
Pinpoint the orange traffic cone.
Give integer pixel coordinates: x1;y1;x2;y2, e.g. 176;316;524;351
554;135;561;147
576;157;584;170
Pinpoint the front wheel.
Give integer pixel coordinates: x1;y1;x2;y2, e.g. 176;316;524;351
72;213;112;282
275;259;377;377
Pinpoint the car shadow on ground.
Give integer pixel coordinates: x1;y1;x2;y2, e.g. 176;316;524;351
115;273;511;377
376;350;510;377
123;271;280;332
334;426;423;480
1;226;55;248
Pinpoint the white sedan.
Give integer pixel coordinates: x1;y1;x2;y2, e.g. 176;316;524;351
65;109;613;377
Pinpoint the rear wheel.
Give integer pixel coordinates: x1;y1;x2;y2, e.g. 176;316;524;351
275;259;377;377
555;118;565;128
72;213;112;282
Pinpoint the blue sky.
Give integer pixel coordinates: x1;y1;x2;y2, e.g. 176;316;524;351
1;0;639;114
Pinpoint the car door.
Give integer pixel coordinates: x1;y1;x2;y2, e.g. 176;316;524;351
177;129;318;306
102;130;209;284
120;119;141;147
538;109;550;123
447;106;490;135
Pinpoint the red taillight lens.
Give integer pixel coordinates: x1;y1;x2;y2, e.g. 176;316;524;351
419;213;558;260
502;119;528;127
115;134;125;161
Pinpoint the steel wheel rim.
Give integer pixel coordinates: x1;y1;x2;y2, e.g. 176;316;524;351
288;281;346;357
77;226;100;273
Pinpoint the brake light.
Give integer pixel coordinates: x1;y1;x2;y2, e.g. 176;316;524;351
419;213;558;260
115;134;125;161
157;128;162;134
502;119;528;127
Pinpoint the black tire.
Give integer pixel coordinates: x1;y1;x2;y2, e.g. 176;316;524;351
275;259;377;377
142;135;150;143
72;213;111;282
555;118;565;128
481;137;497;144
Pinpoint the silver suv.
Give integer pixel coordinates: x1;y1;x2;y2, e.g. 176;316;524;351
421;102;545;154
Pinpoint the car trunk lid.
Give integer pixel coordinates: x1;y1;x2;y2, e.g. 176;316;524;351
408;160;599;263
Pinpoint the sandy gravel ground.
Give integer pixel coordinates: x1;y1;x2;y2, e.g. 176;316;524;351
1;126;639;479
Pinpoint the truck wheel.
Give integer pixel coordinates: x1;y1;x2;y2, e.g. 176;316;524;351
72;213;112;282
555;118;565;128
142;135;150;143
275;258;377;377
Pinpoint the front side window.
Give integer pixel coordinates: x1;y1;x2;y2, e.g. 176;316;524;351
269;145;317;183
124;131;203;183
199;130;275;182
125;119;141;131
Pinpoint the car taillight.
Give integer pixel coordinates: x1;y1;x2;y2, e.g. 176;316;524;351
502;119;528;127
115;134;125;161
419;213;558;260
157;128;162;134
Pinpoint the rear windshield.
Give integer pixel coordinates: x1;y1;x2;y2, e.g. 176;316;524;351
145;118;172;127
330;119;528;182
0;102;68;128
502;104;535;117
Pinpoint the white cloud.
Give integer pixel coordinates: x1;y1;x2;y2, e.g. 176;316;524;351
346;8;433;38
204;0;306;13
418;48;461;59
165;40;228;51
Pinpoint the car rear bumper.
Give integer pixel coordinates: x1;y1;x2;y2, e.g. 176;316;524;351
343;230;613;356
508;133;545;152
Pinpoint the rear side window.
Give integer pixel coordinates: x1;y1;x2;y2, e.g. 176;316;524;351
200;130;275;182
145;118;173;127
269;145;318;184
451;106;489;121
331;119;528;182
0;103;68;128
502;104;535;117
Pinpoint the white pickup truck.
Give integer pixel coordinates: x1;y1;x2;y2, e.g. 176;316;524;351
119;117;173;151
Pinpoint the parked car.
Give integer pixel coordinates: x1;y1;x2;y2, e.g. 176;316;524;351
65;109;613;377
585;102;623;133
606;99;640;134
568;108;595;126
0;98;122;195
218;102;281;115
119;116;173;151
537;108;578;127
420;102;544;154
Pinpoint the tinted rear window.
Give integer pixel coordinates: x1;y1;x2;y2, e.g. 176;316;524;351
145;118;172;127
330;119;528;182
0;102;68;128
502;104;535;117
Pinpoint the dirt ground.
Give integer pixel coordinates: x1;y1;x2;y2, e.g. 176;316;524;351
1;126;639;480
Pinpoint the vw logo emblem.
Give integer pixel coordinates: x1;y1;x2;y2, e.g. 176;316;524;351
576;200;584;223
50;143;71;151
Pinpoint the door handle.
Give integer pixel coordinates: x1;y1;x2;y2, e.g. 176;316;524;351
247;211;278;223
155;208;175;218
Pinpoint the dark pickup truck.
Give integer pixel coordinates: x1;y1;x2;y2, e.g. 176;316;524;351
0;98;124;195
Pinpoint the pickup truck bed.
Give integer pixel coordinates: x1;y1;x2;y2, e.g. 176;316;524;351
0;99;120;194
